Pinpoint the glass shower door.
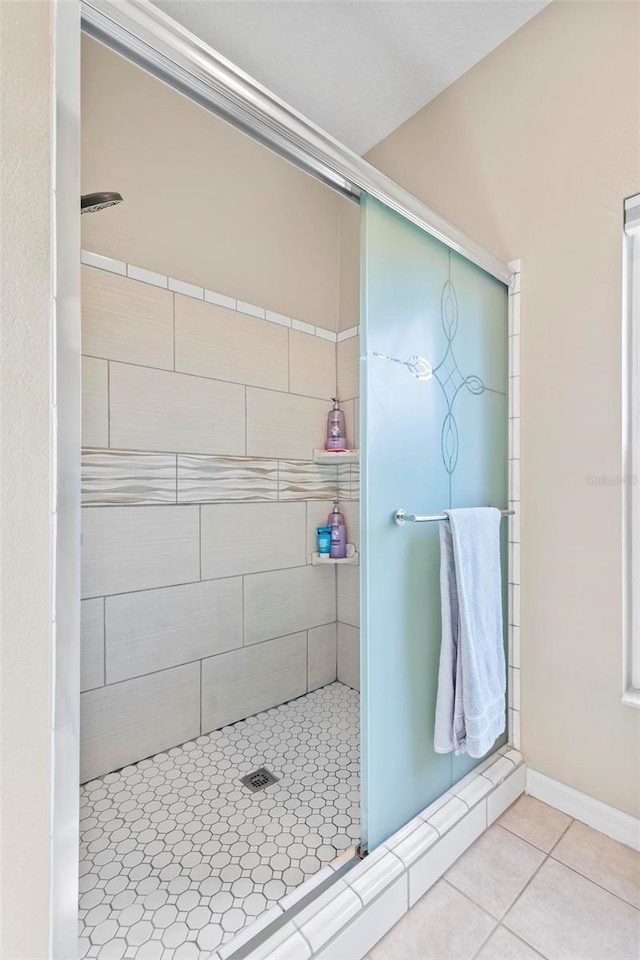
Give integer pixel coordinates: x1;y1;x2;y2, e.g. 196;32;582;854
360;195;508;851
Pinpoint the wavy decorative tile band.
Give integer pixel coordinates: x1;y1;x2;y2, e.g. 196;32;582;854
338;463;360;502
278;461;339;501
178;455;279;503
81;450;345;505
81;449;176;505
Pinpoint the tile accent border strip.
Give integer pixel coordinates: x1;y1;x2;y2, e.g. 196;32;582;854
216;747;525;960
81;449;342;505
81;249;360;343
507;259;522;751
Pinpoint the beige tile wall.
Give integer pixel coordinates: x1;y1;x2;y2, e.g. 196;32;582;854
80;264;362;781
174;296;289;392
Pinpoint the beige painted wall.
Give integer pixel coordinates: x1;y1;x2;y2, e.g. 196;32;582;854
0;2;54;957
81;36;352;331
368;0;640;817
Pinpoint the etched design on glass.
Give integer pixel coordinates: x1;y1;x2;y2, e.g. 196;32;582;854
433;252;505;502
371;351;433;381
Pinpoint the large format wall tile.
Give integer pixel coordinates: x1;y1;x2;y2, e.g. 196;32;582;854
289;329;336;400
246;388;327;460
81;598;104;692
81;505;199;598
82;265;174;368
80;662;200;782
175;295;288;391
337;335;359;401
110;363;246;455
178;455;278;502
279;461;339;501
308;623;338;690
337;565;360;627
338;623;360;691
81;448;177;505
201;632;307;731
105;578;243;683
201;502;306;579
82;356;108;447
244;564;336;644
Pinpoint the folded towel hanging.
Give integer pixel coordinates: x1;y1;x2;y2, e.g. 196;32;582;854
434;507;506;758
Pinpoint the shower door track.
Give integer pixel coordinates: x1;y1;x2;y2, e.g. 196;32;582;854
80;0;514;288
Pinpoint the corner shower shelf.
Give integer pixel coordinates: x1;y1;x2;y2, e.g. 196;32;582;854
313;449;359;464
311;551;359;566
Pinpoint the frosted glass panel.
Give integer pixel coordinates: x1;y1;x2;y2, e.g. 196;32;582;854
360;195;508;850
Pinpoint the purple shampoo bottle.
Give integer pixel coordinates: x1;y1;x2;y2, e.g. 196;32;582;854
325;398;347;451
328;501;347;559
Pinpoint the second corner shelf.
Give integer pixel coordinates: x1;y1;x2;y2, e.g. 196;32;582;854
311;552;359;566
313;449;359;465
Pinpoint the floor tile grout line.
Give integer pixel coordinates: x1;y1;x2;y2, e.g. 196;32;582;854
468;911;502;960
545;814;575;856
498;840;559;944
441;876;500;937
445;822;544;924
548;847;640;912
465;806;577;959
492;818;562;857
472;923;548;960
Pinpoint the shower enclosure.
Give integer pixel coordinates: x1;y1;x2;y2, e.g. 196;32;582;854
52;3;517;956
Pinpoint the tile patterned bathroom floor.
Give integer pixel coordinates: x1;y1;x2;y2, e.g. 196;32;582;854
366;795;640;960
79;681;360;959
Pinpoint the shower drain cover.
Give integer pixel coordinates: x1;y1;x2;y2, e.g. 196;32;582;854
240;767;279;793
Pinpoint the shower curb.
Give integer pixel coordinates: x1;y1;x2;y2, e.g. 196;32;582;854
216;745;525;960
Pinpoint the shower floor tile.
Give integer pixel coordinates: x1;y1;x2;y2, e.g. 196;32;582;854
78;681;360;958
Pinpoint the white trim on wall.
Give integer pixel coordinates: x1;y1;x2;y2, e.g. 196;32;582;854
51;1;82;956
507;259;522;749
526;768;640;851
622;194;640;709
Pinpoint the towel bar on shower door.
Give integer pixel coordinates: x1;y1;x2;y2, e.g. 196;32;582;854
394;508;515;526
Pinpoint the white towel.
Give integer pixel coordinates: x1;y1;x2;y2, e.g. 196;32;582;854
434;507;506;758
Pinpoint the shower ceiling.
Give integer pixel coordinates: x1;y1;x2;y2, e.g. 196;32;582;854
151;0;550;154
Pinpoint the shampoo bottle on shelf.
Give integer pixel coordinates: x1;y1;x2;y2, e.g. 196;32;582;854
328;501;347;559
325;398;347;451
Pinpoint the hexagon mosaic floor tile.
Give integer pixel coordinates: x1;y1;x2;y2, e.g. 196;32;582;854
79;682;360;959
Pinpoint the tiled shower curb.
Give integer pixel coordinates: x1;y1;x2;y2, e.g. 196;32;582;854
216;746;525;960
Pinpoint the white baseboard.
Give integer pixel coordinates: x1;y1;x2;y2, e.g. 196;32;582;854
526;768;640;851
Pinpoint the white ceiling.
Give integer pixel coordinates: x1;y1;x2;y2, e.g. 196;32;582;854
151;0;549;154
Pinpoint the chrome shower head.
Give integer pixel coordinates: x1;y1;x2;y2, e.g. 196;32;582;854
81;192;123;214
